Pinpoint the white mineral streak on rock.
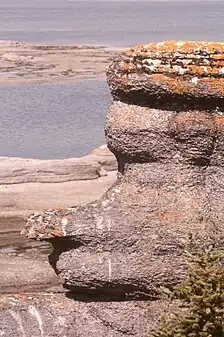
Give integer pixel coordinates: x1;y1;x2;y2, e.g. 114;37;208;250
157;41;165;46
9;310;26;337
57;316;66;327
142;64;155;71
142;59;162;67
173;65;187;75
102;199;110;208
191;77;199;85
175;41;185;47
61;218;68;236
96;216;104;231
106;218;112;232
108;259;112;281
28;306;44;337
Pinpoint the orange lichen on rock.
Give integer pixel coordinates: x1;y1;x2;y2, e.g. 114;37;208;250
107;40;224;107
124;40;224;79
150;73;224;96
215;116;224;128
158;209;182;225
126;40;224;58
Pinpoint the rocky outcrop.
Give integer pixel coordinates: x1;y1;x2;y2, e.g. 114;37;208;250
3;41;224;336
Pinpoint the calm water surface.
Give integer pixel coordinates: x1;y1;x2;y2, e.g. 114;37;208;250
0;0;223;158
0;80;111;159
0;0;223;46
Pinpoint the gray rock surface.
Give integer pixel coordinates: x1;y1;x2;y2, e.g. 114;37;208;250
0;145;117;218
0;145;116;184
0;293;171;337
0;253;59;293
13;41;224;336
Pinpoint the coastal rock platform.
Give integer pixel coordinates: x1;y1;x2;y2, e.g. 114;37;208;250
0;41;121;84
0;145;117;217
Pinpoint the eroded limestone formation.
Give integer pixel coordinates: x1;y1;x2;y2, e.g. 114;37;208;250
2;41;224;337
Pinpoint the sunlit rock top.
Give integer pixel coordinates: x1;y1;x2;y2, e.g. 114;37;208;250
107;40;224;109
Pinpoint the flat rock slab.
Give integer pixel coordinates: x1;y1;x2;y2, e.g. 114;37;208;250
0;157;101;184
0;293;170;337
0;171;117;218
0;42;121;84
0;145;117;184
0;171;116;293
0;145;117;217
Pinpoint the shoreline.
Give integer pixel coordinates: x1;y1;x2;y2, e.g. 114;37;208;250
0;40;123;85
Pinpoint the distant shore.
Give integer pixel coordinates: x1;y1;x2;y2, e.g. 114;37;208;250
0;40;122;84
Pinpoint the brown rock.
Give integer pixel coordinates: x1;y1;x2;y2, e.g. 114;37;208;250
22;41;224;336
106;40;224;109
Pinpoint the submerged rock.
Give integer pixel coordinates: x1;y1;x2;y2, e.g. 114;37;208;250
20;40;224;336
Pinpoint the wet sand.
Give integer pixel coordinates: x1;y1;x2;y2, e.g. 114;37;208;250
0;41;121;84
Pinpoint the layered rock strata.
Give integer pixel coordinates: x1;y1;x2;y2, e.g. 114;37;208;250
3;41;224;336
0;145;116;184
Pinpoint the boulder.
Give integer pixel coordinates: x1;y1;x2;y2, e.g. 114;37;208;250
21;41;224;336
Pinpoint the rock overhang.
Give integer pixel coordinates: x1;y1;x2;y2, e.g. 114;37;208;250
107;40;224;110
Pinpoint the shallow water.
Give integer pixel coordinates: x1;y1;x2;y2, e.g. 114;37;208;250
0;0;223;47
0;79;111;159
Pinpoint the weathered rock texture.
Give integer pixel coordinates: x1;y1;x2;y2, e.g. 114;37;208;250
0;294;171;337
6;41;224;336
107;40;224;109
0;145;116;184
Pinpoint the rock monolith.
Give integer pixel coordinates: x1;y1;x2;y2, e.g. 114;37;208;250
2;40;224;337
